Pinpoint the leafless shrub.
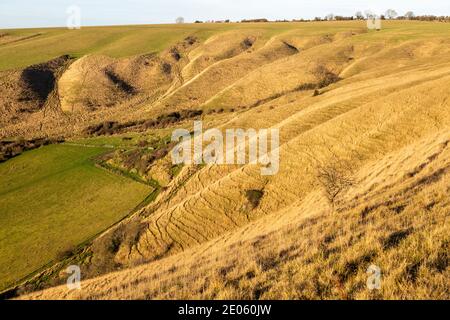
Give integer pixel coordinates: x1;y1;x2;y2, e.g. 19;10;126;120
241;37;254;49
313;65;341;88
161;62;172;75
245;189;264;209
89;219;149;276
170;48;182;61
316;159;355;208
56;246;76;260
301;142;357;209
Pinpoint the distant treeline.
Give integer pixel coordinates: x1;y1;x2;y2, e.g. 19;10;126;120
194;18;268;23
192;14;450;24
396;15;450;22
316;15;450;22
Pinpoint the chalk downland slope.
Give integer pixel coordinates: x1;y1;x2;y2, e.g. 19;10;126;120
87;54;450;271
0;55;71;129
1;21;449;299
23;128;450;300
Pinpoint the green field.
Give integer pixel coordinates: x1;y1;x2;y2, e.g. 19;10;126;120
2;21;445;71
0;144;151;290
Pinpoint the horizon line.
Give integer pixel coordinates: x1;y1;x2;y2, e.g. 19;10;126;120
0;18;438;31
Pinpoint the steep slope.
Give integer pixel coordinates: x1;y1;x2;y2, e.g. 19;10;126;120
107;62;450;267
154;35;299;111
2;22;450;299
58;37;198;113
201;40;354;110
0;36;198;139
22;129;449;300
0;55;71;130
181;30;262;82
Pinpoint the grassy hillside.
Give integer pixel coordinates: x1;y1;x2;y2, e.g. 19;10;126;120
2;20;438;72
0;144;151;290
2;21;450;141
0;23;292;71
0;20;449;299
22;130;450;300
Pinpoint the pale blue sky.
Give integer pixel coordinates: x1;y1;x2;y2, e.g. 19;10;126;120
1;0;450;29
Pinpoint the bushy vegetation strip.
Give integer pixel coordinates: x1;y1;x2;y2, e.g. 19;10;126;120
83;110;203;137
0;137;64;163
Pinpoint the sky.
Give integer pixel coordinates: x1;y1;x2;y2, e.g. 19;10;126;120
1;0;450;29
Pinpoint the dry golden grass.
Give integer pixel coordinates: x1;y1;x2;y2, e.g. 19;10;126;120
155;34;299;112
22;130;449;300
99;53;450;267
3;21;450;299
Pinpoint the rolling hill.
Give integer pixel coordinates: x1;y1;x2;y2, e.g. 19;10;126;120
0;20;448;300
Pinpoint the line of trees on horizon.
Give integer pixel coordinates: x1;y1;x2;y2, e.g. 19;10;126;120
189;10;450;24
321;10;450;22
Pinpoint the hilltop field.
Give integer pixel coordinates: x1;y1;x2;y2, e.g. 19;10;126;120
0;21;448;299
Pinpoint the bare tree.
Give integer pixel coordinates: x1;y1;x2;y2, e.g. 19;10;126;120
355;11;364;20
325;13;335;21
385;9;398;19
300;142;357;210
175;17;185;24
405;11;415;20
316;159;355;209
364;10;375;19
